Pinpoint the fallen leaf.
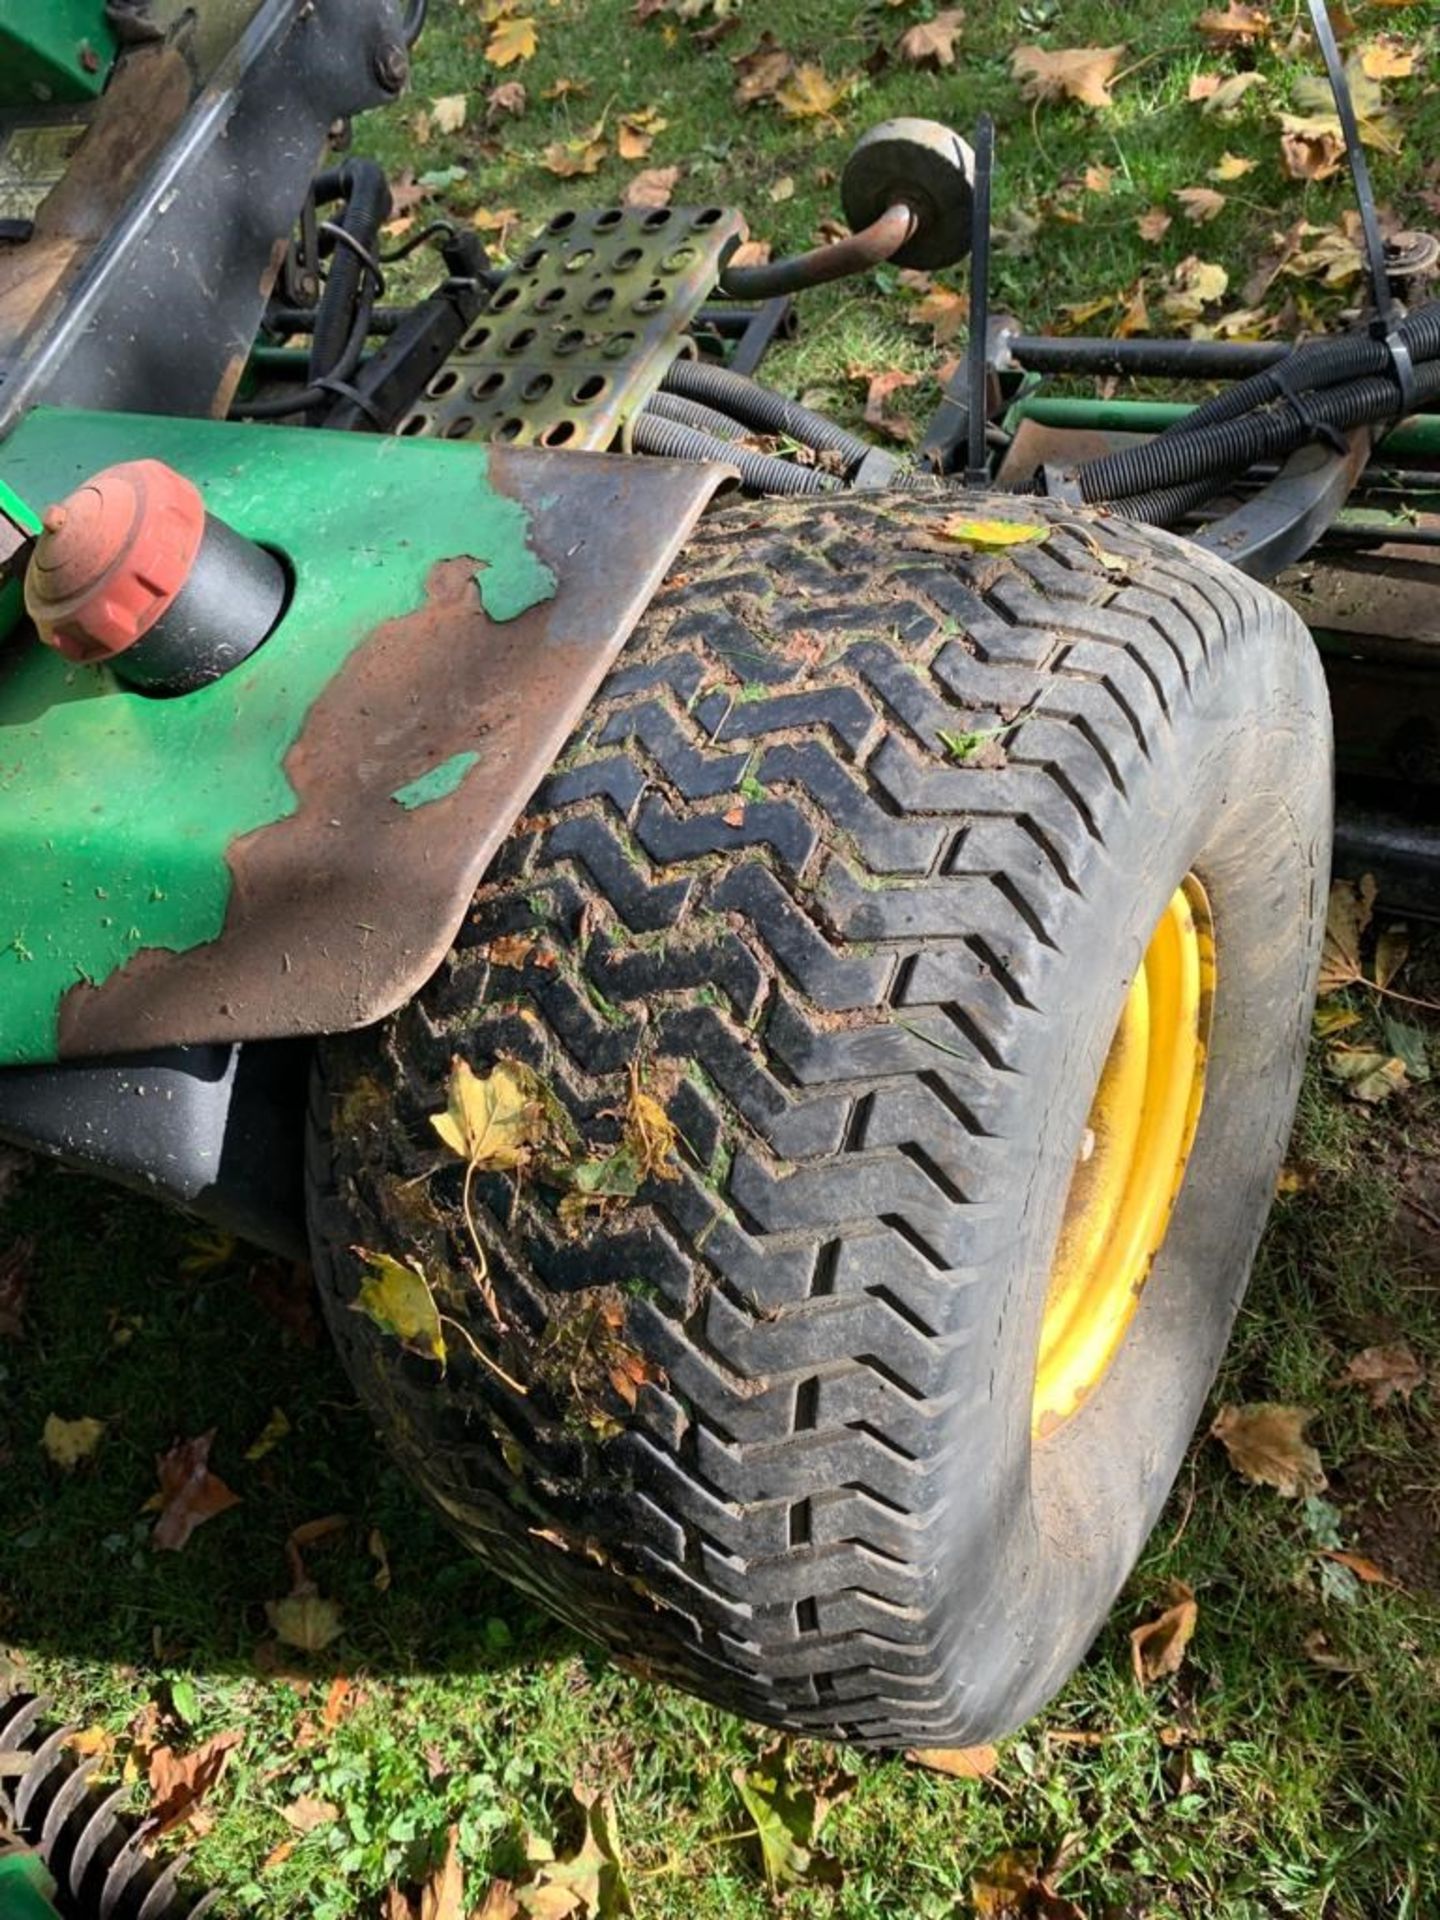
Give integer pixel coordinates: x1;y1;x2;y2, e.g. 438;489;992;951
1281;120;1347;182
1318;875;1376;992
1210;150;1259;179
1130;1582;1198;1685
1162;254;1230;325
616;107;666;160
1292;62;1402;155
266;1593;344;1654
0;1237;32;1340
431;1057;545;1172
732;33;793;107
244;1406;291;1462
431;93;468;134
352;1250;446;1365
1196;3;1272;47
473;1885;521;1920
1339;1342;1425;1409
1114;281;1150;337
775;63;853;119
937;515;1048;549
732;1744;849;1891
1327;1047;1407;1104
1195;69;1267;113
513;1785;632;1917
1211;1402;1327;1498
623;166;679;210
970;1850;1084;1919
486;16;537;66
1374;924;1409;991
487;80;527;117
858;368;919;442
541;76;589;100
420;1826;465;1920
1083;163;1116;194
541;134;607;178
42;1412;105;1470
726;238;772;270
1320;1547;1403;1589
904;1744;999;1778
144;1432;241;1550
1176;186;1227;223
1360;37;1413;79
768;175;796;203
147;1729;242;1839
1137;206;1172;242
1011;45;1126;110
898;8;964;67
283;1793;339;1833
911;285;969;345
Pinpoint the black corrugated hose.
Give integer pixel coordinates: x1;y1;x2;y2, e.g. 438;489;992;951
631;411;839;494
660;359;873;472
643;390;748;441
306;161;392;415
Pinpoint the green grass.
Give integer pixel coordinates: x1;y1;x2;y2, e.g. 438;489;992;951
4;0;1440;1913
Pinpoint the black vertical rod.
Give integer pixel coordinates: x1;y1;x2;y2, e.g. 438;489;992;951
1307;0;1395;333
965;114;995;488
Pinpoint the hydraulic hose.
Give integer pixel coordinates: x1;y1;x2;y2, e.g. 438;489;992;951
1078;352;1440;507
403;0;428;45
660;360;872;471
630;412;838;494
1164;300;1440;440
308;161;392;410
643;390;748;440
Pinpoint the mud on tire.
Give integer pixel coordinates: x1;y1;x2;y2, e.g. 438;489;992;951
308;492;1330;1748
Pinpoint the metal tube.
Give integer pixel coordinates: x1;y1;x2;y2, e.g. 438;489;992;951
965;114;994;487
1007;336;1293;380
718;202;917;301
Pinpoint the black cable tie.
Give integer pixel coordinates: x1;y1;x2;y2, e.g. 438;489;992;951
1270;362;1349;456
1373;320;1418;417
313;376;388;427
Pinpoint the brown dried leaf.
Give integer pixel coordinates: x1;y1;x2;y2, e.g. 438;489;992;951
1137;206;1172;241
1130;1582;1198;1685
732;33;793;107
1339;1342;1425;1409
1373;924;1409;991
1281;121;1347;182
283;1794;339;1833
1196;3;1272;47
1176;186;1227;223
970;1851;1084;1919
1318;875;1376;991
898;8;964;68
1195;69;1267;113
266;1593;343;1653
911;285;969;345
623;165;680;210
147;1729;242;1839
487;81;528;118
904;1744;998;1778
540;133;607;178
1211;1402;1327;1498
420;1826;465;1920
1320;1548;1404;1589
1011;44;1126;110
858;368;919;443
1360;37;1413;79
146;1432;241;1550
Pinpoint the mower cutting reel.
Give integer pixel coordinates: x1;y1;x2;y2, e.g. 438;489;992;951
1;0;1438;1763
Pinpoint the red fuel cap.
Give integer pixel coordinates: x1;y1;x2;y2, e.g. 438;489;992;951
24;458;206;664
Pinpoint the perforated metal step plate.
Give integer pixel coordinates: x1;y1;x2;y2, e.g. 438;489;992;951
396;204;745;450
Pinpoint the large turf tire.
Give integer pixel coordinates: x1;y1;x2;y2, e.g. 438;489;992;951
308;491;1330;1748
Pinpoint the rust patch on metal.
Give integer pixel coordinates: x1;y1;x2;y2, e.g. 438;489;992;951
56;450;730;1057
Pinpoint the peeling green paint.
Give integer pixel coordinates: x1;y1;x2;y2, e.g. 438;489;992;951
0;409;557;1065
391;749;480;811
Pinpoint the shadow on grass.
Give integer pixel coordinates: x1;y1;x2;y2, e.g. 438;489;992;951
0;1159;577;1687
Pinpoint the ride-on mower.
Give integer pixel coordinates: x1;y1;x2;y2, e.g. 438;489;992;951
2;0;1437;1780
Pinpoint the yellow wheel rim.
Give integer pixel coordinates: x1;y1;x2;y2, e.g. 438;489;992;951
1033;876;1215;1437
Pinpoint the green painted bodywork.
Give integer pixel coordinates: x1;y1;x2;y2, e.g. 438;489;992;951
0;0;116;106
391;750;482;811
0;409;556;1068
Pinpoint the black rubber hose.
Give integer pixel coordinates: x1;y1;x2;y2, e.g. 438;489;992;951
231;300;374;421
403;0;428;45
630;412;838;494
308;161;392;400
1080;354;1440;506
643;391;748;440
1164;300;1440;439
660;359;872;470
264;304;406;338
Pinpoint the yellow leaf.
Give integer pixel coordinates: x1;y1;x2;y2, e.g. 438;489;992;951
351;1249;446;1365
904;1744;999;1778
1210;1403;1327;1498
1011;44;1126;110
1194;69;1267;114
1327;1047;1407;1104
540;135;607;178
1196;3;1272;47
430;1057;539;1172
1373;924;1409;991
486;16;536;66
1210;150;1259;180
266;1593;343;1653
1360;38;1413;79
937;516;1049;549
431;93;468;134
774;63;854;119
42;1413;105;1469
1129;1582;1198;1685
1312;1002;1361;1038
625;1073;682;1183
244;1407;291;1462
